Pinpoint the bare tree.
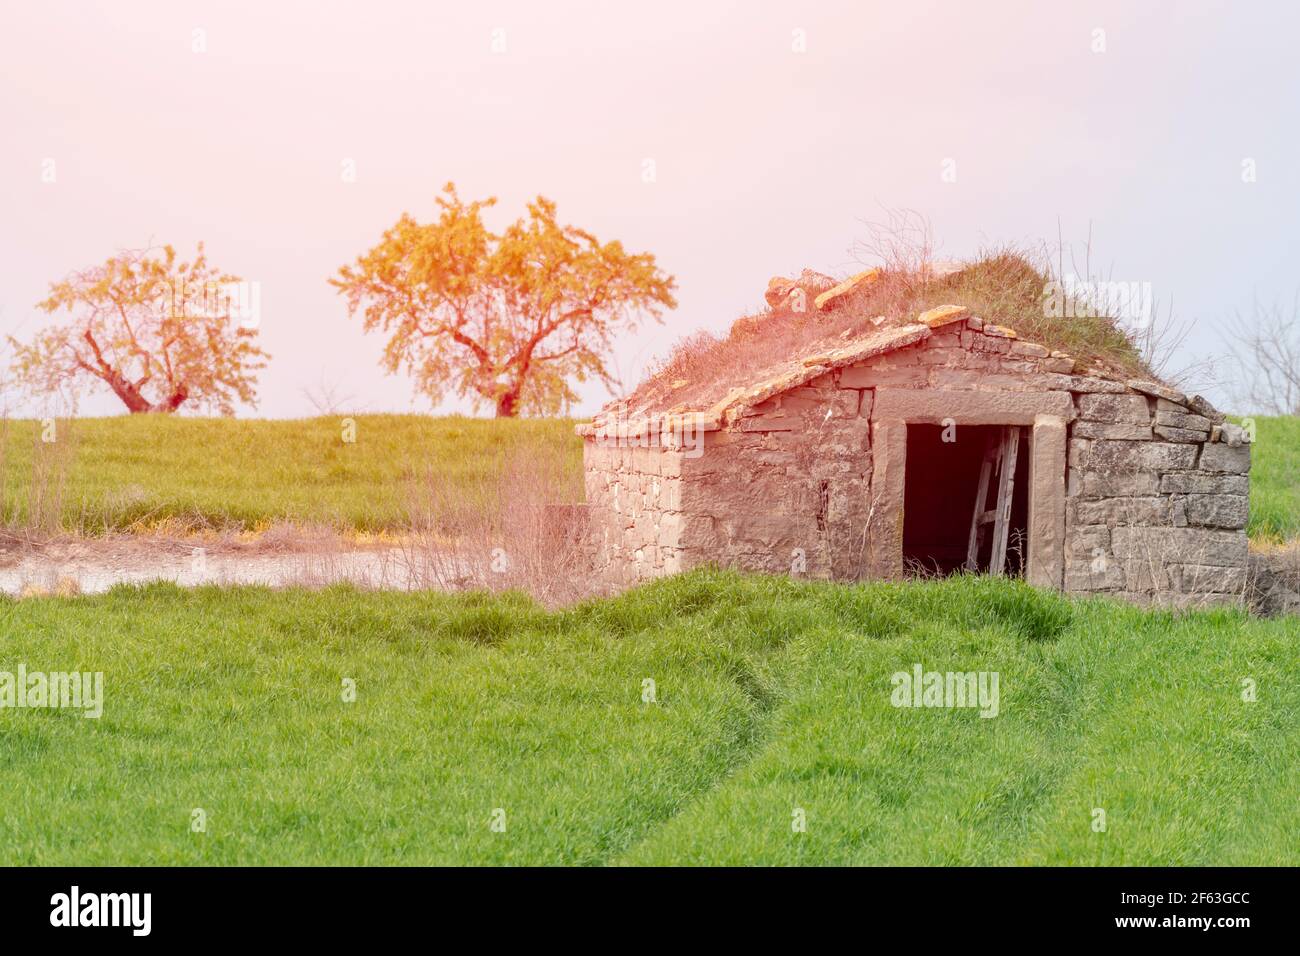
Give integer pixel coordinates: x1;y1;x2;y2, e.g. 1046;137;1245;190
1226;295;1300;415
301;373;360;416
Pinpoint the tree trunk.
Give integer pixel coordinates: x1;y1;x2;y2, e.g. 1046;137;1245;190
154;385;189;413
494;389;520;418
81;331;188;414
109;378;153;414
113;383;187;414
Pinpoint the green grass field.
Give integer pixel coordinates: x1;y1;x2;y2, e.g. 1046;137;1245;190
0;413;1294;540
1245;414;1300;542
1;571;1295;865
0;414;580;534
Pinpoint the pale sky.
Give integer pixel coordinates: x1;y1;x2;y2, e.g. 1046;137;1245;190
2;0;1297;417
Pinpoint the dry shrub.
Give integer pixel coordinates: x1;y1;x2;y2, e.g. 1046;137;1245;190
0;415;78;544
1246;540;1300;617
253;521;343;553
399;437;591;605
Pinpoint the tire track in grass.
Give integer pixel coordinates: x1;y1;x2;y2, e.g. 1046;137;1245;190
579;578;822;866
1017;604;1300;865
0;576;799;865
615;579;1165;865
645;588;1300;866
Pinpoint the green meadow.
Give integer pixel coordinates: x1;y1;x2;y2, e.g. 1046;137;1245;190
0;571;1295;865
1245;414;1300;542
0;414;580;534
0;413;1293;541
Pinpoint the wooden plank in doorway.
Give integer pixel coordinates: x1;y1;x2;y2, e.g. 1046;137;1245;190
965;426;1021;575
988;427;1021;575
964;435;998;572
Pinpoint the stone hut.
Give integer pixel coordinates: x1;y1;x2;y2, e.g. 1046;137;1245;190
577;301;1251;607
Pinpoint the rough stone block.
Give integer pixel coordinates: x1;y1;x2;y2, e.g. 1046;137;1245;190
815;268;881;310
659;452;684;479
1199;442;1251;474
1217;422;1249;447
721;513;819;551
970;335;1012;354
919;348;967;367
1009;340;1051;358
1188;394;1226;424
1075;497;1172;526
871;348;924;368
1085;440;1198;472
679;514;721;550
839;365;928;388
1061;376;1130;394
1072;420;1153;440
1128;380;1188;405
1159;472;1249;495
1077;393;1151;423
660;477;683;510
962;351;999;370
1155;408;1212;431
656;510;684;542
917;303;970;327
1172;564;1247;593
1066;524;1110;556
751;450;798;468
1081;470;1161;497
1110;526;1247;568
1155;407;1210;430
1065;558;1125;591
1153;424;1211;443
1184;494;1249;529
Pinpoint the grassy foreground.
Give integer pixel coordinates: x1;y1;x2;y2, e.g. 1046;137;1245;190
1;570;1295;865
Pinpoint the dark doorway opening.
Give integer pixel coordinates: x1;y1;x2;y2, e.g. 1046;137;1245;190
902;423;1029;577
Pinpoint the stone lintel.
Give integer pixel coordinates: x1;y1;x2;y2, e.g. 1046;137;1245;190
872;388;1076;425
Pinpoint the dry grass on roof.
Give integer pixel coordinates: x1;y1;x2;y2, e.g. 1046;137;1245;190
624;250;1151;417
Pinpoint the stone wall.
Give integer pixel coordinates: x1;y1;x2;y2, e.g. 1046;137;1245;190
580;313;1252;606
675;372;873;578
1063;387;1251;607
581;439;686;585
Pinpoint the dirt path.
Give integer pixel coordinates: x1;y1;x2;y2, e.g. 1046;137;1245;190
5;535;1295;614
0;537;426;596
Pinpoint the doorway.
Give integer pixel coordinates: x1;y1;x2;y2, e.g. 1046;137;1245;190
902;423;1029;577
